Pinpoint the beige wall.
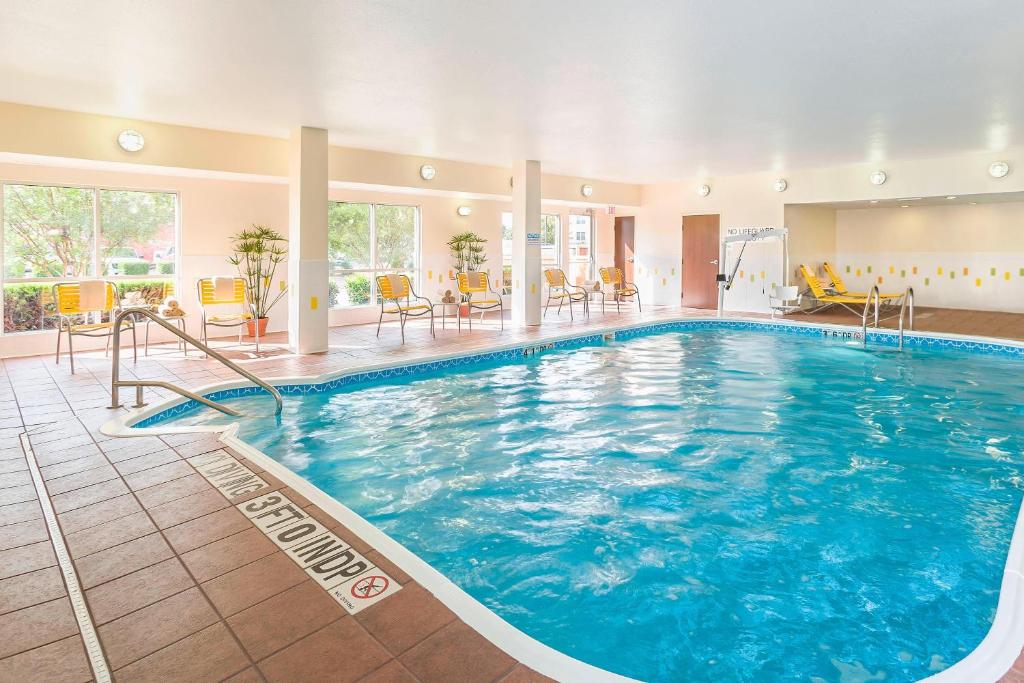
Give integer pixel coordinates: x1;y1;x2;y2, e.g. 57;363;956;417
784;204;837;281
637;145;1024;307
0;101;640;206
835;202;1024;311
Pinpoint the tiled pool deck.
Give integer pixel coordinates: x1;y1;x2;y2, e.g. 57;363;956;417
3;304;1024;682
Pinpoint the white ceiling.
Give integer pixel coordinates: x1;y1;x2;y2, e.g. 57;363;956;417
1;1;1023;183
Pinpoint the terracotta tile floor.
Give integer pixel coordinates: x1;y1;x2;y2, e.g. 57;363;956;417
1;303;1024;682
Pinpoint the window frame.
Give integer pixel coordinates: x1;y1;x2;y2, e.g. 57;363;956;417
0;180;181;336
328;201;421;309
567;211;596;282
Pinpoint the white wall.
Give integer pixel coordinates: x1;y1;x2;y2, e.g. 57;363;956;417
636;145;1024;309
835;201;1024;312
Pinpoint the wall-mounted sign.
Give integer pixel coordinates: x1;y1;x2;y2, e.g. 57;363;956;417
726;226;778;237
527;232;541;245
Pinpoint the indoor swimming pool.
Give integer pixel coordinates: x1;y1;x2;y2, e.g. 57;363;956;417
135;324;1024;682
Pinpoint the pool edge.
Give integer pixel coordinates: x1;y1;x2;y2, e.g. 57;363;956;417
100;315;1024;682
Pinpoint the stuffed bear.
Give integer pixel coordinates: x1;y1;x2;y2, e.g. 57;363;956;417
158;296;185;317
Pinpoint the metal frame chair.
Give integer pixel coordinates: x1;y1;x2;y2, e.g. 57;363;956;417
376;274;434;343
456;271;503;331
598;267;642;313
53;280;136;374
196;277;258;352
543;268;589;320
768;285;803;319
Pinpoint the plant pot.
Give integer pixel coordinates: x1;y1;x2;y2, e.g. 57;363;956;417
247;317;269;338
459;304;470;317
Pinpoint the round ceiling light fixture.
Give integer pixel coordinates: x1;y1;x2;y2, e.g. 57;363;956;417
773;179;788;192
697;184;711;197
869;170;887;186
989;161;1010;179
117;129;145;152
419;164;436;181
457;205;472;217
581;184;594;198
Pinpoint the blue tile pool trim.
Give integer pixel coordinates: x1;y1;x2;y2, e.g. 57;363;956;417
132;319;1024;429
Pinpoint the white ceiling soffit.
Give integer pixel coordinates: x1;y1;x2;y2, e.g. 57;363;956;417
1;0;1022;183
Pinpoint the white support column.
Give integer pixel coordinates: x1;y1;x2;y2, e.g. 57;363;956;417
512;159;542;326
287;126;329;354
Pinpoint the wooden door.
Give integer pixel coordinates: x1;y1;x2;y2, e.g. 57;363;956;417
681;214;720;309
614;216;635;282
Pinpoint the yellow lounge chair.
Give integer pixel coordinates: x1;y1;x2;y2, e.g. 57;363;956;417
197;276;258;352
53;280;136;374
823;262;902;299
598;266;641;313
543;268;589;320
800;265;900;315
376;274;435;343
456;271;503;331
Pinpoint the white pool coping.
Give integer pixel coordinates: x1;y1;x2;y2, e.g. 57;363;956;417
101;315;1024;682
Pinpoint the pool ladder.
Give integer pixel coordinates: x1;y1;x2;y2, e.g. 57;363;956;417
108;307;283;416
861;286;914;351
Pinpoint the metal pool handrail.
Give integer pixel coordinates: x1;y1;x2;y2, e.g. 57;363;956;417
861;285;881;347
898;287;915;351
108;307;282;416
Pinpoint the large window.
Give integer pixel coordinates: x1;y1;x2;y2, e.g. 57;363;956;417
500;211;562;290
1;183;178;334
328;202;418;308
567;212;595;283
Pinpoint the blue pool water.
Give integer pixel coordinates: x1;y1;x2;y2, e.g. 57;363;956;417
158;329;1024;682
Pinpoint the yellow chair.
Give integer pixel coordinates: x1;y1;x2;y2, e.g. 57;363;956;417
543;268;589;320
800;265;900;315
823;262;903;299
53;280;136;374
197;277;258;352
456;271;503;331
598;267;641;313
376;274;434;343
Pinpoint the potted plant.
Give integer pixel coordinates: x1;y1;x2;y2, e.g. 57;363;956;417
447;231;488;316
228;224;288;337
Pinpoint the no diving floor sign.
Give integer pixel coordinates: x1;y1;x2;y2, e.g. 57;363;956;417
236;491;402;613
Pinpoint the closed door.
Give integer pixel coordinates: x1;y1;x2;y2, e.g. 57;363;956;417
681;214;720;309
614;216;635;282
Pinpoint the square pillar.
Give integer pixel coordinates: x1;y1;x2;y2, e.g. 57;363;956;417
288;126;329;354
512;160;542;326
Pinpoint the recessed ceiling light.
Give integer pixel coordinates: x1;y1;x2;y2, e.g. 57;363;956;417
457;205;471;216
419;164;436;181
870;170;887;186
901;205;910;208
697;184;711;197
869;200;879;204
945;195;958;200
581;184;594;198
970;201;978;205
989;161;1010;179
773;179;788;192
117;129;145;152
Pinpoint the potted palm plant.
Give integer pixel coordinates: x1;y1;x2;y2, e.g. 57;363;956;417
228;225;288;337
447;231;488;316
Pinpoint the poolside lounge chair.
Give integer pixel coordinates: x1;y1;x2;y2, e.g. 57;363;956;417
53;280;136;374
197;276;258;352
823;262;902;299
376;274;435;343
800;265;900;315
456;271;503;331
543;268;589;320
598;266;641;313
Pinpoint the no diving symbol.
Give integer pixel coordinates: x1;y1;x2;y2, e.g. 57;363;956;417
351;575;389;599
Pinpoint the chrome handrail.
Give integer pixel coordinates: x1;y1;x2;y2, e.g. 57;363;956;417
108;307;283;416
861;285;881;347
898;286;915;351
